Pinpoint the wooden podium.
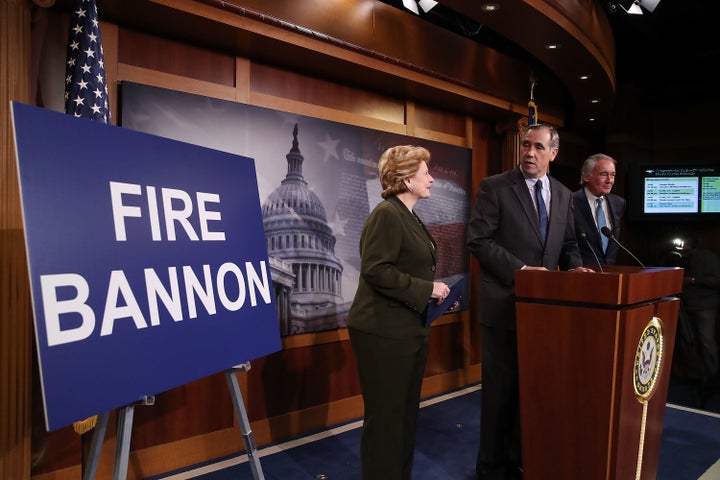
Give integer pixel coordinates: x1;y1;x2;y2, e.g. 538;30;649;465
514;266;683;480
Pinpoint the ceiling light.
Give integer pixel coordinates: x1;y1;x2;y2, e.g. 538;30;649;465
623;2;643;15
640;0;661;12
579;74;591;80
618;0;661;14
402;0;438;15
544;43;561;50
627;5;642;14
418;0;438;12
480;3;501;12
402;0;419;14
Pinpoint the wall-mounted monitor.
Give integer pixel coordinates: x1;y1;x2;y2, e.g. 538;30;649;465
627;163;720;221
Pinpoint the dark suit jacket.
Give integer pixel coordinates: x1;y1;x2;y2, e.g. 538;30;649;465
348;196;437;339
467;166;583;330
572;188;625;266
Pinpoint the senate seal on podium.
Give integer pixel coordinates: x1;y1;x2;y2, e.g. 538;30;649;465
633;316;664;401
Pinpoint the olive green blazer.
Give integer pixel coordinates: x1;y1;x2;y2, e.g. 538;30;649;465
348;196;438;338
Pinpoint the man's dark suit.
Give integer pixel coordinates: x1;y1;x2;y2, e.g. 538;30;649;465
571;189;625;266
467;165;583;478
468;166;583;330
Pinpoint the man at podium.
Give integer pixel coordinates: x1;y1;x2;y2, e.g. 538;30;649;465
467;124;592;480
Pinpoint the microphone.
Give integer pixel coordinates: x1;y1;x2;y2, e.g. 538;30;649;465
578;231;604;273
600;226;646;268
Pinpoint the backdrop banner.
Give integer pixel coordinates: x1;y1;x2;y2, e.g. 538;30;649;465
11;102;281;431
120;81;472;337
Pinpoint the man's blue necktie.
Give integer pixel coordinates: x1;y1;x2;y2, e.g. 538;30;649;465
534;180;548;241
596;197;608;253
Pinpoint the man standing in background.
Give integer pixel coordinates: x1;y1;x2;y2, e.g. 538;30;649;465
678;233;720;407
572;153;626;267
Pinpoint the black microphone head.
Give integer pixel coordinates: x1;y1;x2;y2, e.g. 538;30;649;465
600;226;613;238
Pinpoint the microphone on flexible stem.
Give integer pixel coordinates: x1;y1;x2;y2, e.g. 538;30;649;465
600;226;646;268
578;231;604;273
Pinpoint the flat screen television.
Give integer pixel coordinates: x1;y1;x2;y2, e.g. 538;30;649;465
627;163;720;221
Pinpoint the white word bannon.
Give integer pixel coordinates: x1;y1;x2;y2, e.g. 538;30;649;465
40;261;271;346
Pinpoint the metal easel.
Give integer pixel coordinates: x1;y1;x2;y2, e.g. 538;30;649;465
225;362;265;480
81;395;155;480
80;362;264;480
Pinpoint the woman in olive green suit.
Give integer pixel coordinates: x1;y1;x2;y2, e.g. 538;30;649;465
348;145;451;480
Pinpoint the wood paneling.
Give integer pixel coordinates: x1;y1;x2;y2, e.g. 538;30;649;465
2;2;33;480
118;29;236;87
415;104;467;138
131;373;235;449
246;340;361;419
426;321;466;375
250;63;406;125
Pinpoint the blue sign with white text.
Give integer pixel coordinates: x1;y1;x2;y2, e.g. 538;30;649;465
11;102;281;431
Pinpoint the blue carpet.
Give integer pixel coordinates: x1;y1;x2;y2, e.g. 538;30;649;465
146;383;720;480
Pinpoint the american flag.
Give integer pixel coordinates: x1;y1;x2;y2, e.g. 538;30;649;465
64;0;110;123
528;99;537;126
528;75;538;125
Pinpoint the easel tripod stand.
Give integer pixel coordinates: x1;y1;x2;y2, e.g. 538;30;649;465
81;362;265;480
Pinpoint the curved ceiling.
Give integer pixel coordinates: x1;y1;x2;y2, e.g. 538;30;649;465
381;0;617;133
50;0;617;134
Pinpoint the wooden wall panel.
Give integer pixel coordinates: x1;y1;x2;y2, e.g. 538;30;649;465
246;338;361;419
3;2;34;480
131;373;234;449
118;29;235;87
426;321;466;375
250;63;406;125
415;103;467;138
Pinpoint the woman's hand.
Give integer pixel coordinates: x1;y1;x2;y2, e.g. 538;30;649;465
432;281;451;304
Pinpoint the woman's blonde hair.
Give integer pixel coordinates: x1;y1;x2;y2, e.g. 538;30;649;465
377;145;430;199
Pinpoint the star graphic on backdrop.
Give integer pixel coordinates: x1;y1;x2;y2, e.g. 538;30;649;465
318;132;340;163
328;211;348;236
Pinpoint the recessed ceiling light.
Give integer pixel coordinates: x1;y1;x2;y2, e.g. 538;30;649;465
418;0;438;13
481;3;501;12
578;74;591;80
589;98;600;104
619;1;643;15
402;0;420;14
544;43;561;50
588;117;596;122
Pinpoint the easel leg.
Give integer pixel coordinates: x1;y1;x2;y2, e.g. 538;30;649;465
113;404;135;480
80;396;154;480
82;412;110;480
226;363;265;480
